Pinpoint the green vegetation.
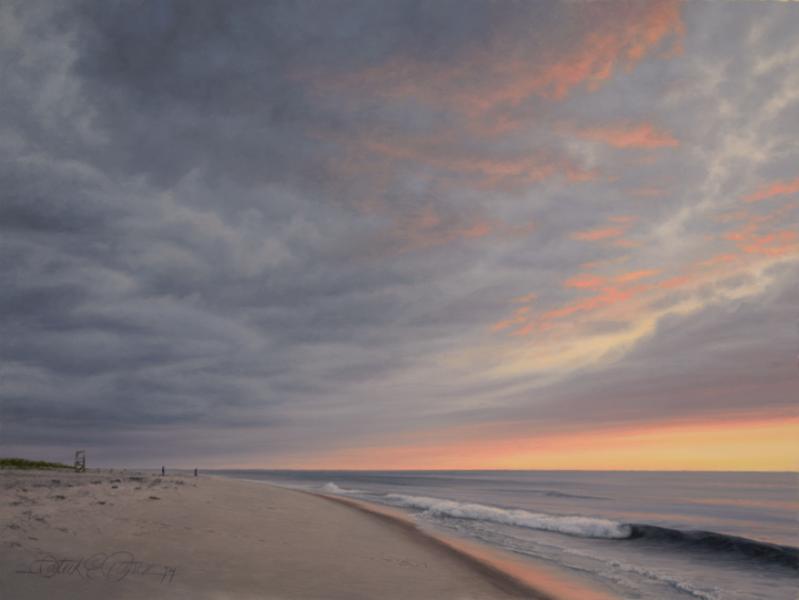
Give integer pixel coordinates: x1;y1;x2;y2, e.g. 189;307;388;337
0;457;72;470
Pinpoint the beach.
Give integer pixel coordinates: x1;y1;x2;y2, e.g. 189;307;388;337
1;469;552;600
240;470;798;599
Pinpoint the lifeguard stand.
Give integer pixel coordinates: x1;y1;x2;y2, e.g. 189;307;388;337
74;450;86;472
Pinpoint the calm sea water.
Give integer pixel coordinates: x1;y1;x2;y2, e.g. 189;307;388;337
212;470;798;600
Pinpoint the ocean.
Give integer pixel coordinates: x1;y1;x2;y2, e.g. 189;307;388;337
212;470;798;599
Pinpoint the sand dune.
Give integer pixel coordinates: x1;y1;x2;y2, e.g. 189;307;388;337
1;469;547;599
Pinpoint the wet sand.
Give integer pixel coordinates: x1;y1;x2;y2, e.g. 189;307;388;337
1;469;548;599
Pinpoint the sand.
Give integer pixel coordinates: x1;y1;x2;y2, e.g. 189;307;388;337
0;469;549;600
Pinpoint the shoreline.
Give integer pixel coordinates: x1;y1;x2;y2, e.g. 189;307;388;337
299;490;546;599
2;468;586;599
305;489;615;600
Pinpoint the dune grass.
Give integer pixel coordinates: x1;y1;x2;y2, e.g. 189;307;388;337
0;457;72;470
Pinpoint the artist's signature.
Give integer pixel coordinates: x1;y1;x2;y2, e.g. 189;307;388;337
16;551;176;584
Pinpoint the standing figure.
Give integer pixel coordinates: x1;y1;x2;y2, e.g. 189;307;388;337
194;468;198;477
161;465;165;476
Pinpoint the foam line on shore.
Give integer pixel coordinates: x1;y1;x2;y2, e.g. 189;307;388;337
305;490;616;600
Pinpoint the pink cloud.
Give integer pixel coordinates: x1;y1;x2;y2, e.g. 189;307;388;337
573;122;678;149
743;176;799;203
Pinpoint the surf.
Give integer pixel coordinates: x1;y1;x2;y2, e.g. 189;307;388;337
321;483;799;570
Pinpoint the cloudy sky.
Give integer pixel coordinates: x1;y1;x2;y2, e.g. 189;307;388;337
1;0;797;470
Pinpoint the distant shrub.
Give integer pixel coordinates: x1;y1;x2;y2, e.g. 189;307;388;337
0;457;72;470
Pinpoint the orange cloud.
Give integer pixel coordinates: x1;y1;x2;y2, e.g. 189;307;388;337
571;226;625;241
388;206;535;253
571;214;638;243
492;305;533;333
495;216;796;341
723;215;799;257
538;285;642;324
614;269;659;283
743;176;799;203
305;0;683;116
485;200;796;393
492;0;684;104
564;274;606;289
699;253;738;267
503;247;759;337
574;122;679;149
738;230;798;256
323;126;599;195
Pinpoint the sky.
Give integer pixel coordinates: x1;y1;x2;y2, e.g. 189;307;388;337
1;0;797;470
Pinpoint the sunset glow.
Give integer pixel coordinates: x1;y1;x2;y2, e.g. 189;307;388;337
266;415;799;472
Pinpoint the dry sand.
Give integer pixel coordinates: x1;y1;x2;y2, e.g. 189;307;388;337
0;469;551;600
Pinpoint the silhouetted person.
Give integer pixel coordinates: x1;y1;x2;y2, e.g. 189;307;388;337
161;465;165;476
194;468;198;477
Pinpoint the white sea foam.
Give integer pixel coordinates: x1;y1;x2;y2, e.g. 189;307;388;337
384;493;632;539
320;482;364;495
606;559;722;600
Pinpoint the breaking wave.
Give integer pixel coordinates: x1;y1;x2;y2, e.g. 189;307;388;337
319;484;798;569
383;493;632;539
627;524;799;569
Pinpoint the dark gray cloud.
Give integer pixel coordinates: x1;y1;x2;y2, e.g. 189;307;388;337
1;1;797;467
